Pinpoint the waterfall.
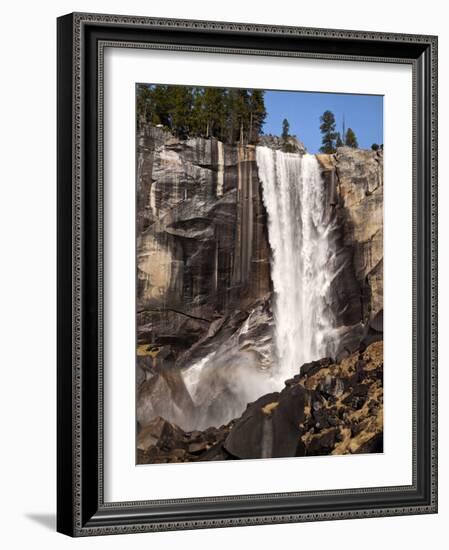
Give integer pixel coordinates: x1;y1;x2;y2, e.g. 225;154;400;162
146;146;338;432
256;147;337;381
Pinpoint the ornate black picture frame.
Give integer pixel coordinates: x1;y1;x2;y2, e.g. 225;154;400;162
57;12;438;536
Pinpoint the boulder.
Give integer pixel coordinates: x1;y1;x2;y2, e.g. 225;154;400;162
137;416;184;452
224;384;309;459
223;393;280;459
137;368;196;429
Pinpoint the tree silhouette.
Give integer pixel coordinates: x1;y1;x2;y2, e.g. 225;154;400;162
248;90;267;143
319;110;337;153
282;118;290;140
170;86;194;138
281;118;296;152
200;87;227;139
345;127;359;148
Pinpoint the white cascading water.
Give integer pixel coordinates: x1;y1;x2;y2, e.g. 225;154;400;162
256;146;337;381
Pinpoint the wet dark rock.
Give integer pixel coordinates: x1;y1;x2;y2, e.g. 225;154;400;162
312;408;331;431
188;441;210;454
352;384;370;397
222;393;280;459
350;421;364;437
342;394;367;410
355;359;366;373
318;375;345;398
355;432;383;454
307;428;339;455
310;390;327;411
197;443;233;461
271;385;308;457
299;357;333;378
335;323;366;362
137;416;185;453
371;366;383;382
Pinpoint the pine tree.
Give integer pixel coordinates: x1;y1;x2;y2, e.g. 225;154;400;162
336;132;344;148
281;118;296;152
170;86;194;138
190;87;205;136
226;89;241;143
237;89;251;143
345;127;359;148
200;87;226;139
319;110;337;153
371;143;380;151
282;118;290;140
136;84;153;126
248;90;266;143
152;85;173;127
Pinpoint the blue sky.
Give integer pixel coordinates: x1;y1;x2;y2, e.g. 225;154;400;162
263;90;383;153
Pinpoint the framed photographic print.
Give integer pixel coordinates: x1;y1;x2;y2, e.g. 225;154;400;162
57;12;438;536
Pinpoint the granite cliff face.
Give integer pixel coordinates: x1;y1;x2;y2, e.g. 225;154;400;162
335;147;383;326
317;147;384;359
137;125;271;348
137;125;275;430
136;125;383;436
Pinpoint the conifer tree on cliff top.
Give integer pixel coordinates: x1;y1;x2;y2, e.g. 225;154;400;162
319;110;337;154
248;89;267;143
136;84;266;145
281;118;297;153
336;132;344;148
345;127;359;148
282;118;290;140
